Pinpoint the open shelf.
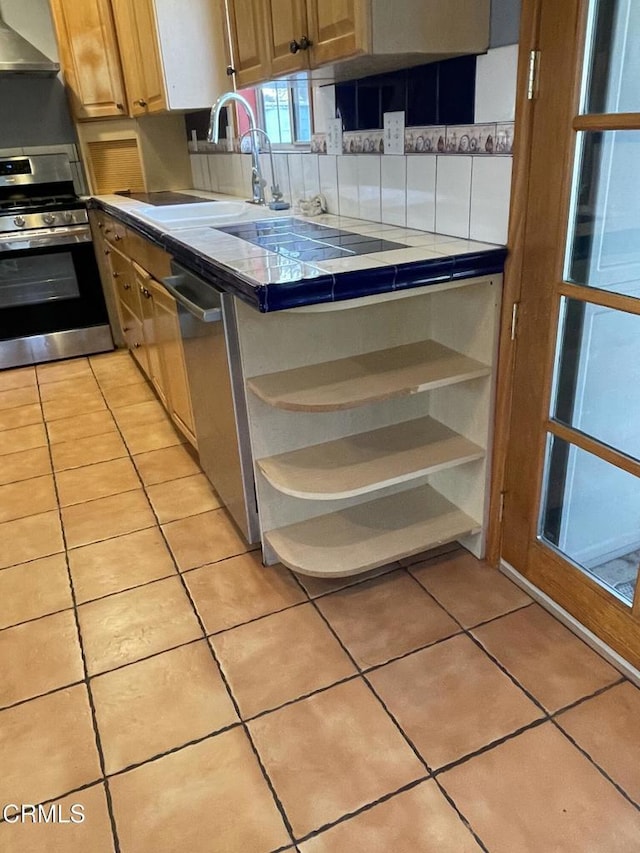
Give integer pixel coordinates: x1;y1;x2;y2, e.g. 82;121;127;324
256;415;484;500
246;340;491;412
264;483;481;578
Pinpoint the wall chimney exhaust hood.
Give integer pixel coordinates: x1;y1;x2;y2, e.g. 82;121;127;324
0;12;59;75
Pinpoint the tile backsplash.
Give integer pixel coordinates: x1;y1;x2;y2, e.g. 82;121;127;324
191;146;513;245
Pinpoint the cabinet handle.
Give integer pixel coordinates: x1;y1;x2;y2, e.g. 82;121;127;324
290;35;313;53
123;326;131;332
116;102;124;111
112;271;119;278
134;342;141;349
136;98;148;107
114;233;122;241
226;65;236;76
104;248;110;256
140;286;151;299
123;282;131;290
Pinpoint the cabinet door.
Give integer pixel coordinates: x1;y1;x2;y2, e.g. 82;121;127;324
148;280;197;444
225;0;271;87
264;0;309;76
49;0;128;119
305;0;367;66
119;301;148;373
112;0;167;115
134;263;165;401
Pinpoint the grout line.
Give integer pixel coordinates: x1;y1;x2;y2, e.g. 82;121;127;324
0;677;86;714
35;367;122;853
0;779;107;826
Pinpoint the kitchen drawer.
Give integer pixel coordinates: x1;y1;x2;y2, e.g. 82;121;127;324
119;299;147;372
110;249;139;317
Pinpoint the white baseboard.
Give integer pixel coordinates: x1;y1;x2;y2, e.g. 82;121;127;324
500;559;640;689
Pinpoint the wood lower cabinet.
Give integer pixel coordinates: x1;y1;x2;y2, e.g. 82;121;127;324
91;211;196;447
235;276;501;577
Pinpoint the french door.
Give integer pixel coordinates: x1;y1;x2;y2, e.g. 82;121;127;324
502;0;640;667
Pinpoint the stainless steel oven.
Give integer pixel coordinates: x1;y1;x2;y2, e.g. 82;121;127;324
0;154;112;369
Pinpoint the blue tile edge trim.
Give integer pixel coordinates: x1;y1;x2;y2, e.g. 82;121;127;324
89;200;507;313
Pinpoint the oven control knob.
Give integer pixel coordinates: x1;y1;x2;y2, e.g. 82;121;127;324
43;213;56;225
13;215;26;227
63;212;74;224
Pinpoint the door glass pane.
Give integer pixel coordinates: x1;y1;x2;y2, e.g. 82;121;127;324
540;435;639;605
0;253;79;308
583;0;640;114
552;298;640;460
566;131;640;297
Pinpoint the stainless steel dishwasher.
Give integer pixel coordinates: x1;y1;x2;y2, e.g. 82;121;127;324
163;262;260;543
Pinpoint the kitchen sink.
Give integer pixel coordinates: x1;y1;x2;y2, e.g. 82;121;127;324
133;201;255;230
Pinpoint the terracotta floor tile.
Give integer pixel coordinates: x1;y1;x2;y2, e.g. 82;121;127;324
398;542;461;566
0;474;57;522
556;681;640;803
248;679;425;838
440;723;640;852
163;508;250;571
147;473;222;523
56;457;140;506
472;604;620;712
109;729;290;853
213;603;356;718
42;392;106;422
39;376;100;401
295;562;399;598
0;511;64;569
133;443;201;486
369;634;542;769
102;380;156;409
0;686;101;805
69;527;176;604
410;550;532;627
0;611;84;707
36;357;92;384
0;403;42;432
0;365;36;392
316;570;459;668
184;551;305;632
112;399;168;429
0;422;47;456
46;410;117;445
0;446;51;485
93;641;238;774
298;780;481;853
0;783;115;853
51;431;128;471
0;554;72;629
120;419;185;455
0;385;39;411
93;361;146;389
61;489;156;549
78;576;202;675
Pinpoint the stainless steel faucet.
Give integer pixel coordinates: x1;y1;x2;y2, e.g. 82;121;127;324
208;91;265;204
239;127;290;211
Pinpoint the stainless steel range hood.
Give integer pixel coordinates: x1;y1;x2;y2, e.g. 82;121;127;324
0;12;59;76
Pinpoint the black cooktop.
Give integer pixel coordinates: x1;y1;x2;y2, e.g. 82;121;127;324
218;218;406;263
116;191;214;206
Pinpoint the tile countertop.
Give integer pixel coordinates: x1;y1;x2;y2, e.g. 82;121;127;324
90;191;507;312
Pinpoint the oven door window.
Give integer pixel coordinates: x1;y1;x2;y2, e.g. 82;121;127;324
0;252;80;309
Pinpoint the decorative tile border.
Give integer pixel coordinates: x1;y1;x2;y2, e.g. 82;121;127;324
195;123;514;157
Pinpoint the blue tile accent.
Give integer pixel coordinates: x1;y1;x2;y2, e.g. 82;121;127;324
262;275;335;312
332;265;397;303
451;249;507;280
393;257;455;290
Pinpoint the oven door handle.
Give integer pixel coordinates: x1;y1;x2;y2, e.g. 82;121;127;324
162;274;222;323
0;225;91;251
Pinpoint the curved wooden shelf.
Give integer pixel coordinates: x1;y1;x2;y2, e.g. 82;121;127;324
246;340;491;412
256;416;484;500
264;484;480;578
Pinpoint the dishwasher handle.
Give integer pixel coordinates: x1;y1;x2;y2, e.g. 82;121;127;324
162;274;222;323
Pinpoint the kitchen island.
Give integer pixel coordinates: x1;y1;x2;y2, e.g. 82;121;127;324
90;192;505;577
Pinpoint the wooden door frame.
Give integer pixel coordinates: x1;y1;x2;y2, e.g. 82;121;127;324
486;0;542;564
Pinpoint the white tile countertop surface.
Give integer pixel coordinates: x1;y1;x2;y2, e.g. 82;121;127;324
91;190;507;312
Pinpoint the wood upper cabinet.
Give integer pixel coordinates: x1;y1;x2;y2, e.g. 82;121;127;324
226;0;489;85
305;0;364;66
226;0;271;87
263;0;309;77
49;0;127;119
111;0;166;115
51;0;228;119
